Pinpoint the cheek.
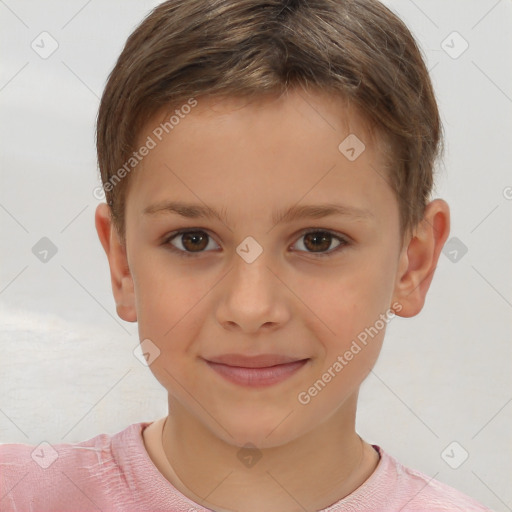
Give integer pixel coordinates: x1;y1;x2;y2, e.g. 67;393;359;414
298;261;394;343
130;247;205;330
131;261;208;390
295;270;390;410
130;255;228;380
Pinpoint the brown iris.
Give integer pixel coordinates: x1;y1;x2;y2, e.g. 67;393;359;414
181;231;209;252
302;231;332;252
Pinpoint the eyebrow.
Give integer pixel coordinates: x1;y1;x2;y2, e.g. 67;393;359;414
143;200;373;225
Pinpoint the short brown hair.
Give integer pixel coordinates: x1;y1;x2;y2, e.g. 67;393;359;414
96;0;442;244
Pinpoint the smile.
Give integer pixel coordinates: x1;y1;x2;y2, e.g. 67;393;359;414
203;358;310;387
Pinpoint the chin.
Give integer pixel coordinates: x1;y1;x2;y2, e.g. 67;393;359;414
208;410;306;450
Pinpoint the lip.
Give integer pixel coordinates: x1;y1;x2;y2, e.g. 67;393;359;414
205;353;307;368
202;354;310;387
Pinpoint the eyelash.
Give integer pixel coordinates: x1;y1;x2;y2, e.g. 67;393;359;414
163;228;350;259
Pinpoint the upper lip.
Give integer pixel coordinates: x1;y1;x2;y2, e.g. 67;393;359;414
203;354;309;368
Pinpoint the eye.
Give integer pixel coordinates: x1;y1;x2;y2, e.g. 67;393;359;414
163;228;349;258
291;229;348;257
164;229;220;257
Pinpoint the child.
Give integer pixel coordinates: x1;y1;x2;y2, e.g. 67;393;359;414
0;0;494;510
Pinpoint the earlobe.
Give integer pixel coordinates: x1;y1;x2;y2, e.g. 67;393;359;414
94;203;137;323
392;199;450;318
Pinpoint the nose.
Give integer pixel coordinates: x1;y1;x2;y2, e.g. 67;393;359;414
214;249;291;334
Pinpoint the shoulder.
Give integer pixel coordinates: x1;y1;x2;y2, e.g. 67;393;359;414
380;448;493;512
0;422;146;511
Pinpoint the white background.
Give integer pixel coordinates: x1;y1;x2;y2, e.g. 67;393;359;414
0;1;511;511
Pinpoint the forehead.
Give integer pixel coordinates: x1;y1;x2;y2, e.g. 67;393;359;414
126;88;396;227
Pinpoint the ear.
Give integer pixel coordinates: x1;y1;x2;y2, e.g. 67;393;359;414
392;199;450;318
95;203;137;322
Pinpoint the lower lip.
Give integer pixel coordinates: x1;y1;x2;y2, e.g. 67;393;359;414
205;359;309;387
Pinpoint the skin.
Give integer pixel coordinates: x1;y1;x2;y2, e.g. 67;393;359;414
95;87;450;512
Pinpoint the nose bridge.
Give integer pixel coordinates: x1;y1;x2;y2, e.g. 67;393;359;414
215;238;289;332
229;239;275;299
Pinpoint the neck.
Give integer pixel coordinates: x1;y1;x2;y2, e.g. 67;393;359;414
147;393;379;512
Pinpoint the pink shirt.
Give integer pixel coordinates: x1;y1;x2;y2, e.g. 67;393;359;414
0;421;492;511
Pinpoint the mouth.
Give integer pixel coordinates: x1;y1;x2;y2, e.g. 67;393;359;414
202;354;310;388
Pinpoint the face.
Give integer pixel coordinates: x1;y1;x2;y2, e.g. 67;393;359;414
118;89;407;447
